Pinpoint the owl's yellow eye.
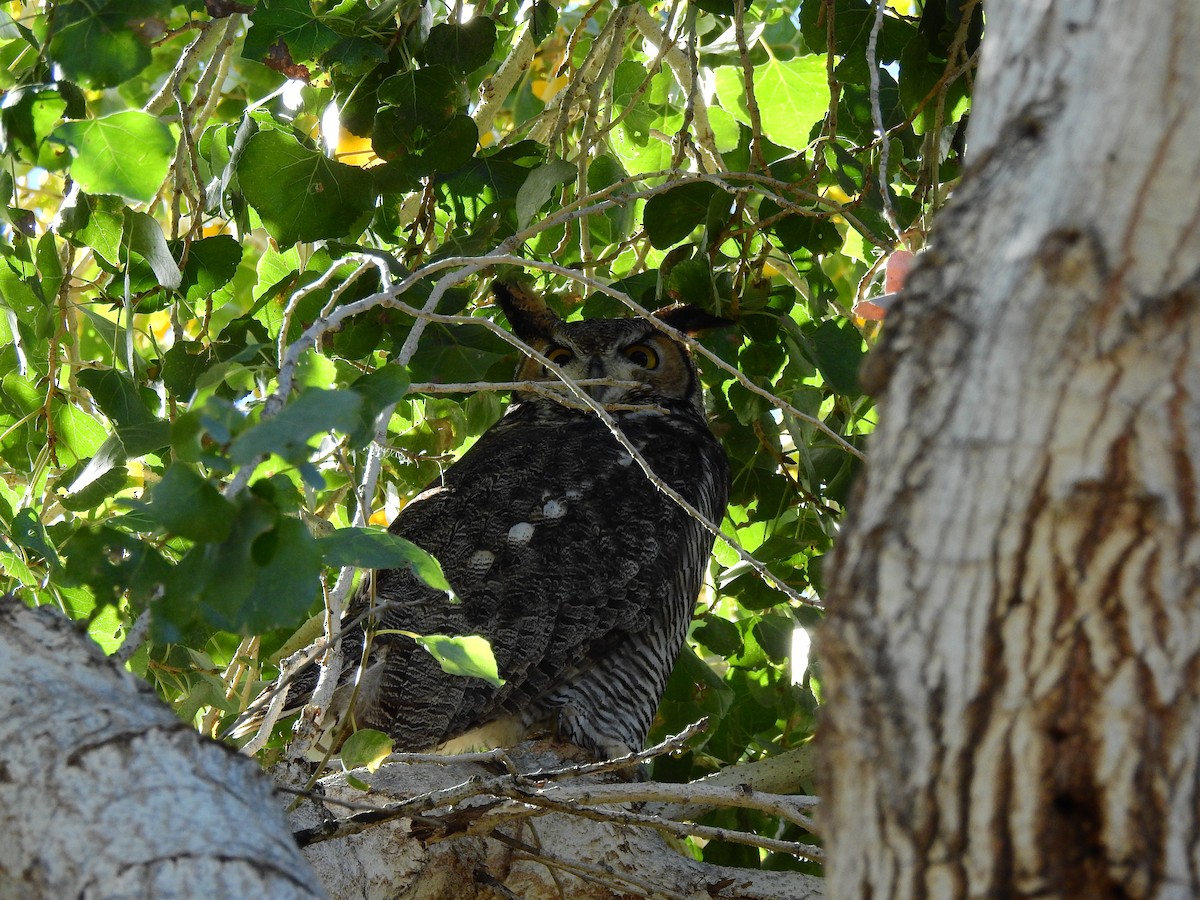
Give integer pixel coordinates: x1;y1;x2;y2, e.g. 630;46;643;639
545;346;574;366
623;343;659;369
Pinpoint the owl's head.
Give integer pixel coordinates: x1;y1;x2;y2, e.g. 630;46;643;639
493;279;727;419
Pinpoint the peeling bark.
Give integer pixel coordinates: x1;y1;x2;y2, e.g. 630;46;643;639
821;2;1200;897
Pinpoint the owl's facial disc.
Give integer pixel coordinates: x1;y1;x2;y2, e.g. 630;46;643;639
511;317;701;414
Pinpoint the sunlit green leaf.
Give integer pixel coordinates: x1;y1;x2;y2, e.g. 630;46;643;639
714;55;830;153
47;0;172;88
58;192;126;266
50;112;176;203
340;728;394;772
243;0;339;67
409;633;504;687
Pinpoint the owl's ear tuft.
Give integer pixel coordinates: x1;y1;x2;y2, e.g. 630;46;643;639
652;304;733;336
493;278;561;341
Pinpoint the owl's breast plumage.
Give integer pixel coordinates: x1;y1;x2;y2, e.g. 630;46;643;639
358;400;727;754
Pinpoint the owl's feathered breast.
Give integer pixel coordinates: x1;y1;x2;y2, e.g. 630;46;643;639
355;398;728;752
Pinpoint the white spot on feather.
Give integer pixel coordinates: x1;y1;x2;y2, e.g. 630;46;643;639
542;499;567;519
507;522;535;545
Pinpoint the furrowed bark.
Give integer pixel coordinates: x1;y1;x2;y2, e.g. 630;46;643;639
821;2;1200;896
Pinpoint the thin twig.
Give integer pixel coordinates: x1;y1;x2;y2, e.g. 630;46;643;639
734;0;768;173
487;787;821;860
293;722;705;847
867;0;899;236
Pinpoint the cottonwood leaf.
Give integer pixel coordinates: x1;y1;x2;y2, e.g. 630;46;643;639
318;527;452;594
340;729;394;772
714;55;829;153
237;129;374;245
409;633;504;687
50;111;176;203
230;389;363;466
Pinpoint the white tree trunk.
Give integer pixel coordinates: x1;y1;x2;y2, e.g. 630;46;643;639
0;601;325;898
821;1;1200;897
0;600;820;898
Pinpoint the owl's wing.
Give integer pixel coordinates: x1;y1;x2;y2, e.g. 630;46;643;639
346;404;726;753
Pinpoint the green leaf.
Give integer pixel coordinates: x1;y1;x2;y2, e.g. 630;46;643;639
899;37;972;135
752;614;794;665
62;525;171;608
230;389;364;467
643;182;721;249
658;644;733;737
47;0;172;88
409;633;504;687
714;55;830;153
694;615;743;657
51;403;109;466
318;527;452;593
421;19;497;74
529;1;557;43
125;211;182;290
50;112;176;203
161;341;220;400
516;159;575;229
806;319;865;396
243;0;339;68
348;365;411;446
60;465;128;513
59;435;127;512
237;129;375;245
78;368;170;457
340;728;394;772
178;235;243;303
610;63;679;174
376;65;465;138
374;113;479;177
162;512;323;638
144;464;236;542
0;262;51;340
760;199;842;256
0;83;80;169
36;233;65;303
10;508;59;567
59;192;126;266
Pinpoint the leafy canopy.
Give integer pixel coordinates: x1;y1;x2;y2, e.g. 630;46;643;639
0;0;978;875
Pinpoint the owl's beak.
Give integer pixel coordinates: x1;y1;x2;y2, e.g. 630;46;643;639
584;357;612;402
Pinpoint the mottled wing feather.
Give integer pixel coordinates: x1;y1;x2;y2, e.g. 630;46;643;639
343;401;727;755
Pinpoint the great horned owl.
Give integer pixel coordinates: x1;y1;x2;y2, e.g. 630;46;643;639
305;279;729;760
